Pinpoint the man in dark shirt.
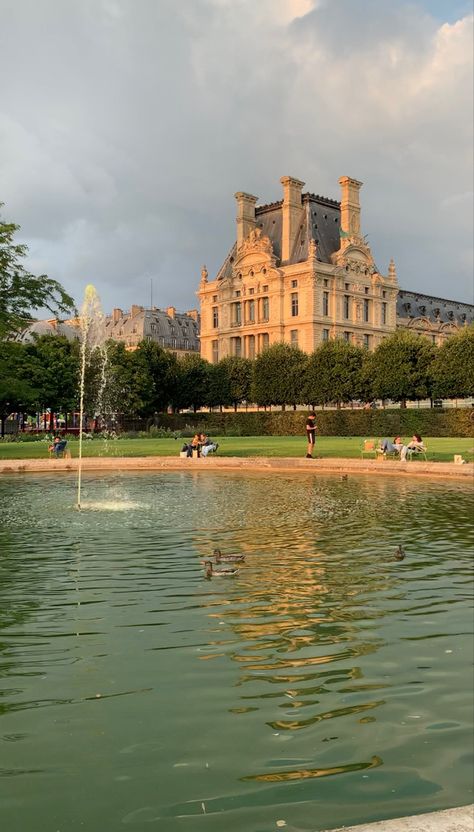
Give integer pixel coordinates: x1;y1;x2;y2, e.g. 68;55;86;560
305;413;317;458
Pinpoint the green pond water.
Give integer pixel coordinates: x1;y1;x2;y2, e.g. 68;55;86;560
0;472;472;832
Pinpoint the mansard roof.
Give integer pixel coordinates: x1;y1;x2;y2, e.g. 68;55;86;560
16;319;79;343
216;193;342;280
397;290;474;326
104;307;199;351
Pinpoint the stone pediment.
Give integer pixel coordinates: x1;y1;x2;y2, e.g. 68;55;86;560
233;228;277;274
331;240;375;273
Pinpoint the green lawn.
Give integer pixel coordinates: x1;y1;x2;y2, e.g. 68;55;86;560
0;436;472;462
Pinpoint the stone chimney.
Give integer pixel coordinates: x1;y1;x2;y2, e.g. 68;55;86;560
280;176;305;263
185;309;199;321
339;176;363;239
235;192;258;247
166;306;176;319
131;304;143;317
113;308;123;323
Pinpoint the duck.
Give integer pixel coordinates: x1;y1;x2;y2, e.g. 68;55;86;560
394;545;406;561
213;548;245;564
204;560;239;578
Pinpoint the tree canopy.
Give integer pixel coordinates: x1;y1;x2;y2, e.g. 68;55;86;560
432;327;474;399
361;330;437;405
305;340;364;406
251;343;307;408
0;204;75;339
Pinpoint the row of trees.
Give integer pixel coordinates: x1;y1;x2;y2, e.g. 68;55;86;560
1;327;473;433
0;202;473;433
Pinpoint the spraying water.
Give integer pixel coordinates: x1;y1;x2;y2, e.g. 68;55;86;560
77;285;108;509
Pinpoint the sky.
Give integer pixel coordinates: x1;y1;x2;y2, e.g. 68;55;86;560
0;0;473;315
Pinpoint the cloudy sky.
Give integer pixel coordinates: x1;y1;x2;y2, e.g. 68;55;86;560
1;0;472;315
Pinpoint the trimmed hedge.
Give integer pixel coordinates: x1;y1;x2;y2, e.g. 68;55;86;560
153;408;473;438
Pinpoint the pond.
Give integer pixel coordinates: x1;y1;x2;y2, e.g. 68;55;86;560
0;472;473;832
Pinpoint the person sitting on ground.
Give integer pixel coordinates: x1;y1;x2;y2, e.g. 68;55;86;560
187;433;202;458
400;434;425;462
199;432;219;457
379;436;403;456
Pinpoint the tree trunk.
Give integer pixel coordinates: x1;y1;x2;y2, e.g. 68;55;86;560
401;399;407;409
234;403;237;412
49;410;54;431
0;416;5;439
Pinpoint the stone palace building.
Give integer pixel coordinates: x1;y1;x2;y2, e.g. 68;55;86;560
198;175;473;362
18;305;200;357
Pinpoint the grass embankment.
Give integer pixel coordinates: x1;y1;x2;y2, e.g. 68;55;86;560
0;436;472;462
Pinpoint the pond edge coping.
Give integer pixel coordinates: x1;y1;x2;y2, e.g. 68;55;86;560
1;455;473;481
325;803;474;831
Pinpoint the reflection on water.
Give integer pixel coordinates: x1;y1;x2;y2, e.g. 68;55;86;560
0;472;472;832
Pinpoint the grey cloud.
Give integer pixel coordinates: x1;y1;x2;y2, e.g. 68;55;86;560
0;0;472;316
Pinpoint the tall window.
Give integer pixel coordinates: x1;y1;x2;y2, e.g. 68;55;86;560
322;328;329;342
262;296;269;321
212;340;219;363
291;279;298;288
232;302;241;325
248;299;255;322
212;306;218;328
382;302;387;325
343;331;351;342
261;333;269;350
363;334;371;349
233;337;242;357
290;329;298;346
291;292;299;316
323;291;329;316
247;335;255;359
363;299;370;322
343;295;350;319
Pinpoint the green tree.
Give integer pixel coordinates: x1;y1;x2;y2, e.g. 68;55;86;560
251;343;307;408
432;327;474;399
130;341;178;416
220;356;252;411
304;340;365;407
206;361;231;410
362;330;437;406
23;335;80;429
174;353;210;412
103;342;145;418
0;342;39;436
0;204;75;338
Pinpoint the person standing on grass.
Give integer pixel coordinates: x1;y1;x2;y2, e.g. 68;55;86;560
305;413;317;458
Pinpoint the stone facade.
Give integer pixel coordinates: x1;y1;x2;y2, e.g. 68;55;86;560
18;305;200;357
104;305;199;355
198;175;473;361
396;290;473;344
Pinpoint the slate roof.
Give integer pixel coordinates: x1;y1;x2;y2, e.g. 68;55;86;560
397;290;474;326
216;193;342;280
104;307;199;351
17;319;79;342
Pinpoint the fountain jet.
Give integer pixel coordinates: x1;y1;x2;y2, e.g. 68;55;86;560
77;285;107;509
